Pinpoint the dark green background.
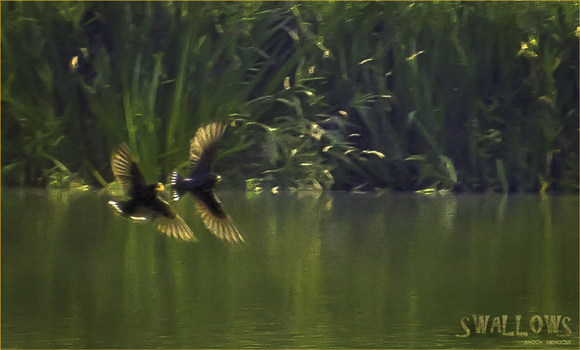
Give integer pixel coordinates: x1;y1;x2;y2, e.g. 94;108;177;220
2;2;578;193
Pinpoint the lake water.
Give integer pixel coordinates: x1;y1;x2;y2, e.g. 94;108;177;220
2;189;578;349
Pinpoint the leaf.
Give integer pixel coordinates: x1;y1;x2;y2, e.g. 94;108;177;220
496;159;508;193
439;155;457;184
405;155;427;162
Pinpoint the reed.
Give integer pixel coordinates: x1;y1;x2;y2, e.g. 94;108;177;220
2;2;578;193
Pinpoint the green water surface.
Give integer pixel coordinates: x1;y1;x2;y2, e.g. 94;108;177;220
2;189;578;348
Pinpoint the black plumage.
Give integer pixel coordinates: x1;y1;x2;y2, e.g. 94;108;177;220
109;143;196;241
171;122;244;243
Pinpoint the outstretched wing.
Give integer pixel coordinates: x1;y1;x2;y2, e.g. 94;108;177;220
150;198;197;241
193;191;244;244
155;214;197;242
189;122;227;177
111;143;146;195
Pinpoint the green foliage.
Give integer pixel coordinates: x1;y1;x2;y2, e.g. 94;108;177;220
2;1;578;193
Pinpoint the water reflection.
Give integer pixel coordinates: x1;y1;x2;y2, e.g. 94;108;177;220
2;189;578;348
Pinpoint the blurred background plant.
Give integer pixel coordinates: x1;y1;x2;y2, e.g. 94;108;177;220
2;1;578;193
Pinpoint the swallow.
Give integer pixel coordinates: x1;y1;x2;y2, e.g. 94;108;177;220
171;122;244;243
108;143;196;241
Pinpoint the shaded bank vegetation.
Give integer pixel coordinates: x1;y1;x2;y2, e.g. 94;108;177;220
2;1;578;193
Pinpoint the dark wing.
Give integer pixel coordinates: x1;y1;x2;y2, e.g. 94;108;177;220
194;189;226;218
189;122;227;177
111;143;146;195
193;190;244;244
155;214;197;242
150;198;197;241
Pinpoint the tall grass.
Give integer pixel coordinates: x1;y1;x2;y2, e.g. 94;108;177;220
2;1;578;193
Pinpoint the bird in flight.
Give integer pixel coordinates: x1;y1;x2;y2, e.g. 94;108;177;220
108;143;196;241
171;122;244;244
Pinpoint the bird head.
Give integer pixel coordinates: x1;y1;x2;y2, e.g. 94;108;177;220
155;183;165;192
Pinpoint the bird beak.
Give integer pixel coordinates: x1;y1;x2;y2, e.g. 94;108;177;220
156;183;165;192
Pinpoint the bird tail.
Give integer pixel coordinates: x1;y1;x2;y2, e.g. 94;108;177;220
108;200;129;216
170;171;186;201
